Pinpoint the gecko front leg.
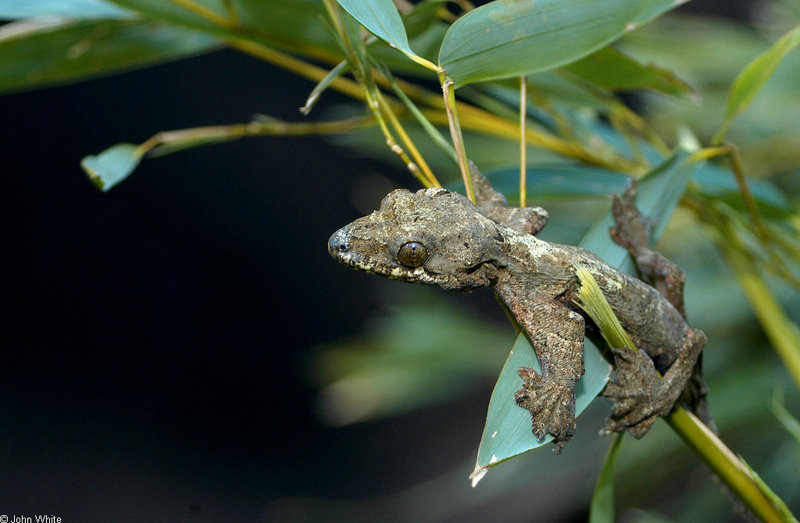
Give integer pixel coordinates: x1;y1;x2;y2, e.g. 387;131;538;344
497;288;585;452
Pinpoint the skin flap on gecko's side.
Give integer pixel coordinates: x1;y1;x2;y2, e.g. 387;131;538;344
328;168;709;453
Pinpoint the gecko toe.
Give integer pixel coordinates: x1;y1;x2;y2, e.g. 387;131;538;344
515;371;577;451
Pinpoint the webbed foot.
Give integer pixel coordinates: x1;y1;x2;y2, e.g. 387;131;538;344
514;366;576;453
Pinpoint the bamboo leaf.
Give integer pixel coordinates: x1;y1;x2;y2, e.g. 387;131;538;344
714;23;800;144
589;433;625;523
577;268;635;352
0;0;131;19
694;163;792;218
336;0;435;69
562;46;694;98
336;0;409;53
483;165;630;200
483;152;789;216
112;0;341;60
81;143;143;191
106;0;228;34
772;389;800;445
0;18;216;94
470;333;611;485
439;0;689;86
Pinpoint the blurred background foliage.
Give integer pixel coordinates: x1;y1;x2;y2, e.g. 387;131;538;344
2;0;799;521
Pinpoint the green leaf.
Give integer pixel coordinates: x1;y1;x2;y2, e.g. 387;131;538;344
0;0;131;19
114;0;343;62
81;143;143;191
0;18;216;94
484;164;630;201
470;332;612;484
589;433;624;523
336;0;409;52
336;0;434;69
577;268;636;352
471;151;695;479
714;23;800;144
439;0;689;86
369;1;449;74
401;0;447;40
694;163;792;218
107;0;227;34
772;389;800;445
562;46;694;98
301;60;349;115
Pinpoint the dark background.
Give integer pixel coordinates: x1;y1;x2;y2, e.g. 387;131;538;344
0;1;759;521
3;43;509;521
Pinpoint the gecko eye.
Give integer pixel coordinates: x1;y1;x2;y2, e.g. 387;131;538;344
397;241;429;268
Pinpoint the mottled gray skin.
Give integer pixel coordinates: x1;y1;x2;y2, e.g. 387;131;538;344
328;172;706;451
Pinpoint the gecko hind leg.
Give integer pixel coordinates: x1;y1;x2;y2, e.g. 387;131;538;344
605;180;713;431
602;328;706;437
609;180;686;317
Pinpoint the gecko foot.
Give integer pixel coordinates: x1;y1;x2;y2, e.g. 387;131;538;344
602;329;706;437
514;366;576;453
601;346;672;438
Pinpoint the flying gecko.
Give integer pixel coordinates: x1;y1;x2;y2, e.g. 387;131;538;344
328;166;709;451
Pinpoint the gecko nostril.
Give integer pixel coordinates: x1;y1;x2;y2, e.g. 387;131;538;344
328;229;350;255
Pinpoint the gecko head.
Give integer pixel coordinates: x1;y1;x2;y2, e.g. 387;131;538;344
329;188;507;291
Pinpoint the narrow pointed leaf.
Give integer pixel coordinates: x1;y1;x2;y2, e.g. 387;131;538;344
301;60;349;115
337;0;422;64
694;163;791;216
439;0;689;86
714;23;800;143
0;0;131;19
114;1;342;62
81;143;143;191
106;0;227;35
589;433;625;523
0;18;216;94
577;268;636;352
470;333;612;483
772;392;800;445
484;165;630;200
562;46;694;97
472;151;694;478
